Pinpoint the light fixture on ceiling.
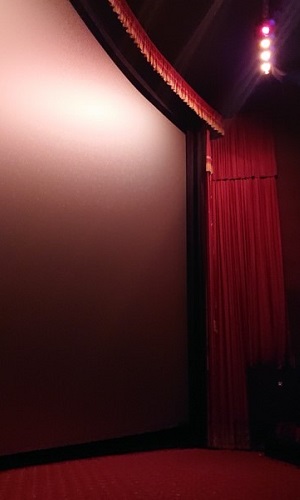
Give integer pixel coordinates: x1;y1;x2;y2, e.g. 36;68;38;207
258;19;275;74
258;1;275;75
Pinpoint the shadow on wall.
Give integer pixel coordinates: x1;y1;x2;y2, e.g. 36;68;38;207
286;289;300;365
247;364;300;452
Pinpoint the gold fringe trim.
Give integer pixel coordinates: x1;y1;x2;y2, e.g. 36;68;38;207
107;0;224;135
206;130;214;172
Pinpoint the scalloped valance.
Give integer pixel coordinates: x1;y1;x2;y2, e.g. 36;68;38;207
107;0;224;135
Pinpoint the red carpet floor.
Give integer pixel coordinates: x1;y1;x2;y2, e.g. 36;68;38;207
0;449;299;499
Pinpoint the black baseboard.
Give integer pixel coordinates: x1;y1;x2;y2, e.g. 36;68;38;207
0;426;193;471
265;437;300;466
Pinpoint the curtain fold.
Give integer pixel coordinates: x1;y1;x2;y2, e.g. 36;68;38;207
207;116;288;449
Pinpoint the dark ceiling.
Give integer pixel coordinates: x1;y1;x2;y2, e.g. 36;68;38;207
125;0;300;120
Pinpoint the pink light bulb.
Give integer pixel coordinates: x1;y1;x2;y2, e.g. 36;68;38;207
262;25;270;35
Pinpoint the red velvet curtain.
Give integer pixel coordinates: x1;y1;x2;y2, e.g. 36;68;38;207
207;116;288;449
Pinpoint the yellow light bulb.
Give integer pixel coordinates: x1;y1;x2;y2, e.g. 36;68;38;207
260;62;271;74
260;50;271;61
260;38;271;49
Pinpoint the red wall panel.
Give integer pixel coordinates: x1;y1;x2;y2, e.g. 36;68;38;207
275;119;300;363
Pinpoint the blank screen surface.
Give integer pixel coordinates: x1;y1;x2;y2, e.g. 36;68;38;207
0;0;188;455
